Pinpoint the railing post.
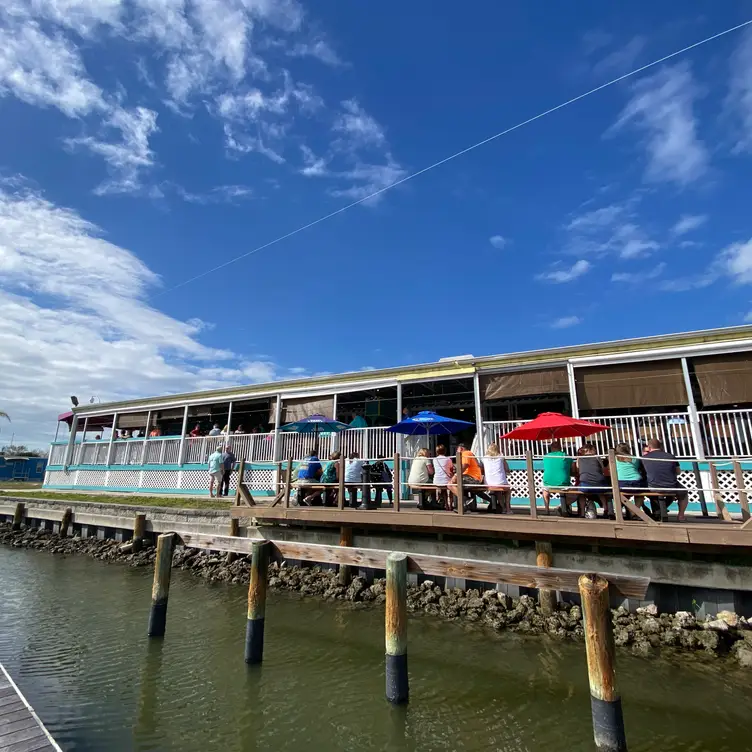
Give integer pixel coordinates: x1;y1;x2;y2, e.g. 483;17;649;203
579;574;627;752
177;405;189;466
733;459;751;521
141;411;151;465
147;534;176;637
284;458;293;508
525;450;537;519
65;414;79;468
680;358;706;460
385;552;408;705
608;449;624;523
338;457;346;510
106;412;118;466
456;451;464;515
393;453;401;512
708;461;731;521
245;540;270;664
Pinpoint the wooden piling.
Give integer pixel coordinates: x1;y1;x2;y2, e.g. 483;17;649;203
283;459;293;509
579;573;627;752
132;512;147;553
147;533;176;638
385;552;408;704
608;449;625;523
60;507;72;538
11;502;24;531
535;541;556;615
338;526;353;586
245;540;270;664
709;461;731;521
393;453;401;512
733;460;751;521
226;517;240;564
525;450;537;519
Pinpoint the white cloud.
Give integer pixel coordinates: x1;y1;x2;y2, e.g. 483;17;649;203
611;262;666;284
537;259;591;284
0;183;307;446
592;36;646;77
671;214;707;237
551;315;582;329
489;235;507;250
328;159;407;203
728;27;752;153
170;183;253;204
67;106;159;194
288;37;342;66
611;63;708;186
719;238;752;284
334;99;386;148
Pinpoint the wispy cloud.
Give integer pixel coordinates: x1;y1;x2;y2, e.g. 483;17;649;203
489;235;507;250
611;262;666;284
334;99;386;149
551;315;582;329
728;27;752;153
671;214;707;237
611;63;708;186
592;36;646;77
537;259;591;284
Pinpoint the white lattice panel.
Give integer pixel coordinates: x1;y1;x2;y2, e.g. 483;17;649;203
45;470;74;486
712;468;752;507
141;470;180;489
179;469;209;491
105;469;141;488
677;470;700;502
75;469;109;487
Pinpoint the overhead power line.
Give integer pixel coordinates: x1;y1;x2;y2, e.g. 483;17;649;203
161;18;752;295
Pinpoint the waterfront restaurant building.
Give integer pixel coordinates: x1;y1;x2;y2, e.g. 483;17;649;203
45;325;752;502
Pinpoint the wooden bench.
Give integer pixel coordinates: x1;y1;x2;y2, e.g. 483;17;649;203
408;483;513;513
550;487;684;522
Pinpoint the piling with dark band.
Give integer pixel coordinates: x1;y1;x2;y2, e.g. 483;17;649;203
132;512;147;553
147;533;176;638
60;507;72;537
245;540;270;664
579;573;627;752
12;502;24;531
385;552;408;704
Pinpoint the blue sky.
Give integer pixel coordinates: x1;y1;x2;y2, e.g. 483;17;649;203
2;1;752;445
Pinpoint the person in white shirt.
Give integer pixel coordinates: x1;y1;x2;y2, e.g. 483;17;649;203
345;452;364;508
483;443;511;513
407;447;435;509
432;444;454;510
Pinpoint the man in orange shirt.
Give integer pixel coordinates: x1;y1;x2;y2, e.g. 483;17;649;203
448;442;483;510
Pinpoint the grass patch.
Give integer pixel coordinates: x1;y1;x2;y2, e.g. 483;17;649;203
0;482;43;491
0;490;230;510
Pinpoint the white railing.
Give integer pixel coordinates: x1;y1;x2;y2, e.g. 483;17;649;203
143;437;181;465
228;432;275;462
183;435;226;464
484;411;695;458
76;441;110;465
49;443;67;465
699;409;752;458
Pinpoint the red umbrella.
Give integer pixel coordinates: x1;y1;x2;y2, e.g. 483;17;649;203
501;412;609;441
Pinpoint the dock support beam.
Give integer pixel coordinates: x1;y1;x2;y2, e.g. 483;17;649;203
385;552;408;705
147;533;176;638
132;512;146;553
60;507;72;537
535;541;556;615
12;502;24;531
338;526;353;586
245;540;269;664
226;517;240;564
579;574;627;752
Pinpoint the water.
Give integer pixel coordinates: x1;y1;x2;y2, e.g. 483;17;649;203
0;548;750;752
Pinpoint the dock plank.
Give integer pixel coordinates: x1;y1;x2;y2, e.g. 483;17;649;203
0;664;61;752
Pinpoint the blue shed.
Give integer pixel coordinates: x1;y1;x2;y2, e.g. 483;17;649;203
0;456;48;482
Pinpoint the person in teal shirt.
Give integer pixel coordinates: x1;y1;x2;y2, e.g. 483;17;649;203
208;448;224;498
615;443;643;491
542;441;573;515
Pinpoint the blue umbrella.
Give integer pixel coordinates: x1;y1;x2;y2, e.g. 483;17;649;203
386;410;474;436
279;414;351;438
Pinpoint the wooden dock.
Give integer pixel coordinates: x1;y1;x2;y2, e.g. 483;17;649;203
0;663;61;752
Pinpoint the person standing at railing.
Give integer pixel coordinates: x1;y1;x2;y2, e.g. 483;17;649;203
220;444;237;497
208;446;224;498
642;438;688;522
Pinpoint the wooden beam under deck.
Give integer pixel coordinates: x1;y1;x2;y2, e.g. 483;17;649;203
231;506;752;549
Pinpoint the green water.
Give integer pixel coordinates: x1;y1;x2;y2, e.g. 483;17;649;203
1;547;751;751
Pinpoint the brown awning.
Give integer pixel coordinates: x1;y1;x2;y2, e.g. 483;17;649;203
576;360;687;411
480;367;569;401
281;396;335;424
693;352;752;406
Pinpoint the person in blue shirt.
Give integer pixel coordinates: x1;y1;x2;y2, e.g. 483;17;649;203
297;449;323;505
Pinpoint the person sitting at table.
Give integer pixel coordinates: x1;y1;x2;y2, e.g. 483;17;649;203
542;441;573;515
642;438;689;521
234;425;245;434
483;443;511;513
448;443;484;512
190;423;202;438
576;443;609;520
320;451;341;506
345;452;365;508
209;423;222;436
408;447;435;509
297;448;323;506
432;445;455;510
614;443;643;493
370;456;393;507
